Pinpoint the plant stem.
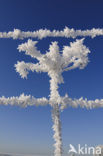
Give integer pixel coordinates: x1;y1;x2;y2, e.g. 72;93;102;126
51;103;63;156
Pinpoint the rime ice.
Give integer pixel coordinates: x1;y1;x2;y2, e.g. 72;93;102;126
0;27;103;156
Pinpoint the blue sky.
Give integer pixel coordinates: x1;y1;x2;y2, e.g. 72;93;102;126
0;0;103;155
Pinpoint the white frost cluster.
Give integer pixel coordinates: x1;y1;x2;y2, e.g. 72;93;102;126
14;38;90;156
0;93;48;107
5;38;103;110
14;39;90;105
0;27;103;39
60;94;103;110
13;38;100;156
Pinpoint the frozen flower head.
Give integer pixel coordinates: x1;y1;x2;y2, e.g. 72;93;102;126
14;38;90;105
15;38;90;78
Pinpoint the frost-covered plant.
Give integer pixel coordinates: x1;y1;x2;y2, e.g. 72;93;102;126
0;27;103;156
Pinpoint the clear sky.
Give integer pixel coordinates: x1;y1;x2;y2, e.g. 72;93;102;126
0;0;103;155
